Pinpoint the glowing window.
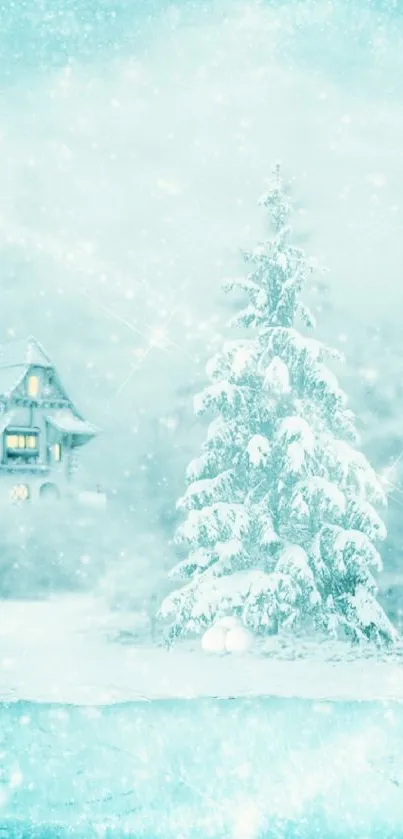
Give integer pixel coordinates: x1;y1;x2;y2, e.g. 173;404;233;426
6;433;39;451
6;434;18;449
53;443;62;462
11;484;30;502
27;375;39;398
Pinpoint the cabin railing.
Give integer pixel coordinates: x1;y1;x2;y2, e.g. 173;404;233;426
0;463;51;474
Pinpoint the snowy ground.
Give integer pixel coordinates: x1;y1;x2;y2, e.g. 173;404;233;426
1;595;403;705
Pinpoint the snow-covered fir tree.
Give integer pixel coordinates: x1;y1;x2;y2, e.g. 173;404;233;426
160;164;396;646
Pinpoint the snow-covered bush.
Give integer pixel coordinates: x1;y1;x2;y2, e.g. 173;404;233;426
160;164;396;646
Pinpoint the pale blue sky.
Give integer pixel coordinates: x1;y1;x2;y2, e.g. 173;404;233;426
0;0;402;500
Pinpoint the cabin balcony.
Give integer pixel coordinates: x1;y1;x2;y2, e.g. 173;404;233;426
0;463;51;475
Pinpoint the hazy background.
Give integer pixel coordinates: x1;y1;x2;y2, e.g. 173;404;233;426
1;0;403;620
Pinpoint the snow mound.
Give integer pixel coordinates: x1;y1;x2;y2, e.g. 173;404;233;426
1;596;403;705
201;625;227;654
201;619;254;655
225;626;254;654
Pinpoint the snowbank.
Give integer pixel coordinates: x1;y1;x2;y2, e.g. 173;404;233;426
1;597;403;836
0;596;403;705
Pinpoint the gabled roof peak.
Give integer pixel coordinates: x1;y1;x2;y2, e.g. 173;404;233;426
0;336;53;370
25;336;53;368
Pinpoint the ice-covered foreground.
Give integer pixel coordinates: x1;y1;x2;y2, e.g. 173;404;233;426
1;597;403;837
1;696;403;837
1;595;403;704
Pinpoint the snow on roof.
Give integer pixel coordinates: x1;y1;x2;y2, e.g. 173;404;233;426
46;410;98;438
0;367;27;397
0;338;96;432
0;410;14;432
0;336;53;370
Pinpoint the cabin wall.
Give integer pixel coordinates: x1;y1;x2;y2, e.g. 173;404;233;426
32;410;49;464
0;402;68;501
0;340;98;504
0;472;74;504
4;406;47;464
44;421;71;476
0;414;71;503
14;366;47;398
9;406;32;426
14;364;71;408
0;357;91;502
1;406;34;466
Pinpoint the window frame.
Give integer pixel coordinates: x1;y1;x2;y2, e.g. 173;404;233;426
52;442;62;463
4;428;40;457
26;374;40;399
10;484;30;502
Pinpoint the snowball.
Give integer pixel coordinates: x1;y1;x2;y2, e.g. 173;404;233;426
225;626;254;654
201;625;227;654
201;619;254;654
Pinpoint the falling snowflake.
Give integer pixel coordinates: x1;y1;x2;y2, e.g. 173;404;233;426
367;173;387;188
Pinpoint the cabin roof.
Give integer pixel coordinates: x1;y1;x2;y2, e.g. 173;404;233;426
0;337;98;439
0;367;27;398
0;411;13;432
0;337;54;398
46;410;98;438
0;336;53;370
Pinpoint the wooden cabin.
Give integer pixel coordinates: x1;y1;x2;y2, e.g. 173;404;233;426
0;336;98;502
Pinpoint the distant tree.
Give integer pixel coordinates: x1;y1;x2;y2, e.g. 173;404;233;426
160;164;396;646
